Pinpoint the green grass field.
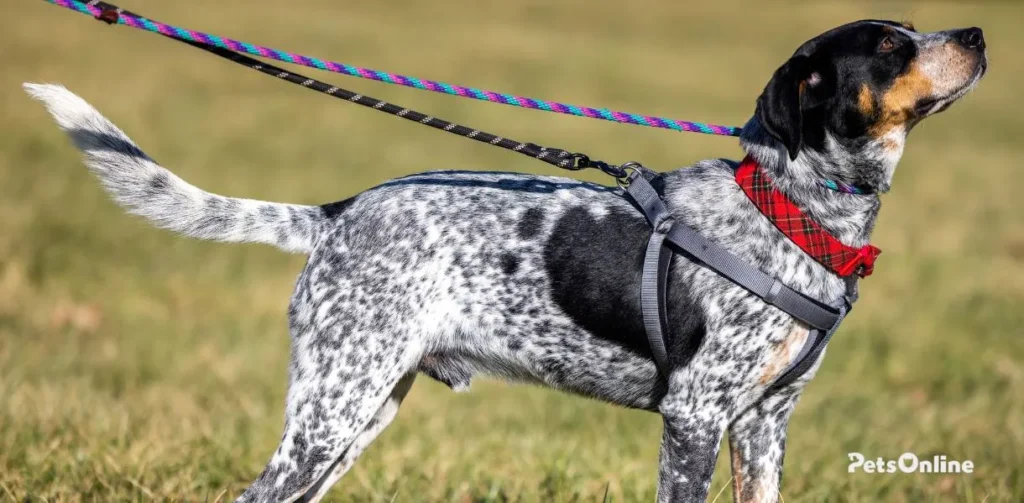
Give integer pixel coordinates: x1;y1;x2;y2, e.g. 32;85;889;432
3;1;1023;501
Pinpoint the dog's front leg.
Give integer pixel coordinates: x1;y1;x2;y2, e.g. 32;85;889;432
656;379;730;503
657;410;726;502
727;385;804;503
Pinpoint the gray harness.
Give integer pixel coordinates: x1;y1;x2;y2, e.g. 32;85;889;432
622;167;858;390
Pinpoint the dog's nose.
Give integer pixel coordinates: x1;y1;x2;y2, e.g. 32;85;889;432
957;27;985;51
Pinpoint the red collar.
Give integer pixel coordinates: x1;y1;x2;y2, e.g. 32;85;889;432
735;156;881;278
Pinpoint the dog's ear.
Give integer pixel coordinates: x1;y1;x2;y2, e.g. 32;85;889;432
756;54;824;161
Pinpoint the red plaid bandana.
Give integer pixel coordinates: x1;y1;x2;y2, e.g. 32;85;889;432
736;156;881;278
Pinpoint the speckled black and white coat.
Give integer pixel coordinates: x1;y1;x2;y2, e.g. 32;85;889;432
27;19;987;503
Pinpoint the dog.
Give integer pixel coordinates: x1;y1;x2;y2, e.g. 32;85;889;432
26;19;986;503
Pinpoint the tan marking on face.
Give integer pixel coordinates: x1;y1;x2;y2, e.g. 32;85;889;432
868;61;933;137
871;35;984;137
858;84;875;117
901;21;916;31
758;323;811;386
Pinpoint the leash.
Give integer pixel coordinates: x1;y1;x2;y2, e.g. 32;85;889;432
45;0;680;179
45;0;742;138
56;1;617;174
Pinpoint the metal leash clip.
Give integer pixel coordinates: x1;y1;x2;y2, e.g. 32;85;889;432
570;154;643;187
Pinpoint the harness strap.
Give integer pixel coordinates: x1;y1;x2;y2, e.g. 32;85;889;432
641;230;673;373
625;170;848;378
770;300;848;389
663;222;841;330
769;276;857;388
630;174;675;372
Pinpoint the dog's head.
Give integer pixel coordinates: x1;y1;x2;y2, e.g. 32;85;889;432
746;20;987;192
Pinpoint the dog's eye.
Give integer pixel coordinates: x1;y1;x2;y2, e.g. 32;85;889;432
879;36;896;53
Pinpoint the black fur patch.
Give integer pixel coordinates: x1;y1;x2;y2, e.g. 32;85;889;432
320;196;357;219
499;252;520;275
544;206;706;364
516;207;545;240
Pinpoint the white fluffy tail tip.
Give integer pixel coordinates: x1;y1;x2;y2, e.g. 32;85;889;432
23;82;98;130
23;82;72;104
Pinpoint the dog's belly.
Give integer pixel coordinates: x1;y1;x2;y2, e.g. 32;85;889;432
418;344;667;411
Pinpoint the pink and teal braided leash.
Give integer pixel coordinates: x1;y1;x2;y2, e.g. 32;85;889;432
46;0;742;137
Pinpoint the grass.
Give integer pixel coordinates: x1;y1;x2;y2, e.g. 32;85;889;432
2;0;1023;501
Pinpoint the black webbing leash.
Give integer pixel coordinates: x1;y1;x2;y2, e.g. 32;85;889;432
87;1;629;180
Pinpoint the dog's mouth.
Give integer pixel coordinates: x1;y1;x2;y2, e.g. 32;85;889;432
914;60;987;117
913;97;942;117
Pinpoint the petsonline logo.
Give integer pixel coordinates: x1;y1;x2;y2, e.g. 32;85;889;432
848;452;974;474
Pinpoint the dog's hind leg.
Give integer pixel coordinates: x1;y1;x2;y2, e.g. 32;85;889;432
235;294;424;503
295;373;417;502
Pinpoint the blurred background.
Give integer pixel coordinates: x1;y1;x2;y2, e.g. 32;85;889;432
2;0;1022;501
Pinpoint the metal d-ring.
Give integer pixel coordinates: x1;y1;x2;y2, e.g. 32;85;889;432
616;161;645;189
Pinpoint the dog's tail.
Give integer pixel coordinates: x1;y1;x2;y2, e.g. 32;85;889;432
24;83;324;254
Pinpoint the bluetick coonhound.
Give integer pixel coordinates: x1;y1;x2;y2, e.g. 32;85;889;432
26;19;986;503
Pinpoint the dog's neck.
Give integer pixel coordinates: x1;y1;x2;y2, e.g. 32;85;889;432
738;119;884;247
